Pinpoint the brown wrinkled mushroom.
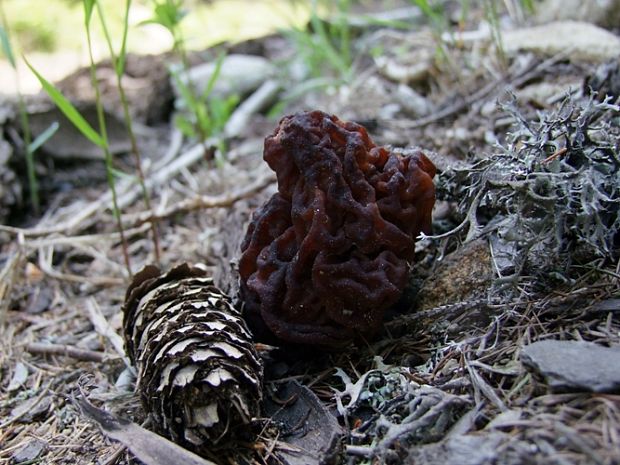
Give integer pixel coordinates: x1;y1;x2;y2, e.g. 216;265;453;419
239;111;436;347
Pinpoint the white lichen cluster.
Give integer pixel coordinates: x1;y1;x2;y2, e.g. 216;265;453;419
439;94;619;289
335;357;468;459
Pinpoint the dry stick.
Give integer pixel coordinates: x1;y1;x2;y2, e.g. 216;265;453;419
100;446;126;465
0;246;24;326
0;225;147;286
392;50;573;129
554;422;606;465
125;171;275;227
85;298;128;364
25;224;150;249
0;385;51;430
37;246;125;286
3;139;208;238
84;19;131;275
465;359;508;412
96;0;161;263
3;138;271;240
25;342;107;363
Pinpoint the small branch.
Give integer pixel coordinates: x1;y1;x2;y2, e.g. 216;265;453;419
345;445;374;457
6;140;211;238
124;172;275;227
0;248;24;327
25;342;108;363
86;298;129;365
37;246;126;285
391;50;572;130
23;224;150;249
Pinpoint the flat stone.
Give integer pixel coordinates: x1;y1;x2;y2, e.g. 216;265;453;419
11;439;47;463
521;340;620;393
176;54;275;99
503;21;620;62
404;432;521;465
536;0;620;28
28;104;131;160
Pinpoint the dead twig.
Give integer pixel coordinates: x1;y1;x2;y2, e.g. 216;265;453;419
37;246;126;285
85;298;129;365
391;50;572;129
465;359;508;412
124;172;275;227
0;244;24;327
4;141;214;238
25;342;108;363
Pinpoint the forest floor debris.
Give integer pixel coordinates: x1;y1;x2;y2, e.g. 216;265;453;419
1;5;619;464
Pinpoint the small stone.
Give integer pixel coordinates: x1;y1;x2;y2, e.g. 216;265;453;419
503;21;620;63
378;103;401;120
28;104;131;160
521;340;620;393
515;80;582;107
396;84;433;116
405;432;517;465
7;362;28;392
418;239;494;310
175;54;274;100
11;395;53;422
536;0;620;28
11;439;47;463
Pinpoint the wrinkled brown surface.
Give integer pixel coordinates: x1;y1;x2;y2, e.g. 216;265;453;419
239;111;436;347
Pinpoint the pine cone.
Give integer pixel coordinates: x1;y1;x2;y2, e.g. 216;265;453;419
122;263;263;452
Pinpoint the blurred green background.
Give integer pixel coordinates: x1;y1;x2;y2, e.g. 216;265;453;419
0;0;310;93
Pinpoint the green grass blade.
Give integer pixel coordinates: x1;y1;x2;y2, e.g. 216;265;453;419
83;0;96;27
28;121;59;153
336;0;351;68
0;25;15;68
309;11;348;75
201;52;226;100
411;0;437;22
174;113;196;138
171;70;201;116
109;166;135;181
117;0;131;76
410;0;445;30
25;58;105;148
195;102;212;135
521;0;535;13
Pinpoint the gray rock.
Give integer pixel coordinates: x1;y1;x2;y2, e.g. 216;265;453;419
536;0;620;28
7;361;28;392
503;21;620;63
28;103;131;160
11;439;47;463
396;83;433;116
521;340;620;393
370;30;435;84
404;432;518;465
175;54;275;100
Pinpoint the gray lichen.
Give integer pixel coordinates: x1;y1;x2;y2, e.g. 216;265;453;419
438;93;619;289
335;358;469;462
